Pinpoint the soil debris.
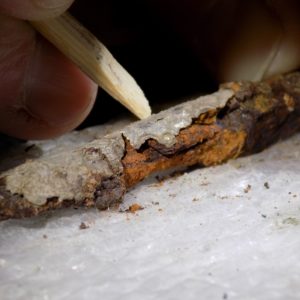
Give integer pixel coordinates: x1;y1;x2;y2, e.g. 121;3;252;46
79;222;90;230
126;203;144;213
244;184;251;193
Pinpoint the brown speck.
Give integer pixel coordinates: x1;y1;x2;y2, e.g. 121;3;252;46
192;198;200;202
24;144;36;152
244;184;251;193
169;193;176;198
126;203;144;213
158;208;163;212
155;170;185;184
43;234;48;239
152;201;159;205
155;175;160;182
152;181;164;188
261;214;267;218
264;182;270;189
79;222;89;230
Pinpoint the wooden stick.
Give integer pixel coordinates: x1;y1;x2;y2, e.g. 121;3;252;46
30;12;151;119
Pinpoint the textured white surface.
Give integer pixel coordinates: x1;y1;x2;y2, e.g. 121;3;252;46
1;134;300;300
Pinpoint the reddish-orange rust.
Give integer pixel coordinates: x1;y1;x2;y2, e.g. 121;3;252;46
2;72;300;220
122;123;246;187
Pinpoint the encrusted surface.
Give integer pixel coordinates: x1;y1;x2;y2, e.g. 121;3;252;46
3;134;125;206
0;89;234;216
122;89;234;148
1;133;300;300
1;72;300;219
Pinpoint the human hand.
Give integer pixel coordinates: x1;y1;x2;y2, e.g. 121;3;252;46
0;0;97;140
1;0;300;141
147;0;300;82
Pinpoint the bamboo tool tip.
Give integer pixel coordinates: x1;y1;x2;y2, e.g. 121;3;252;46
30;13;152;120
102;57;152;119
114;89;151;119
114;91;152;119
131;94;152;119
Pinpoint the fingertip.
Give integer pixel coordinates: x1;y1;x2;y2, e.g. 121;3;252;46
0;38;97;140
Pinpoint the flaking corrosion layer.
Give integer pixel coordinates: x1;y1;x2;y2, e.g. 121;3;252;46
1;90;233;208
3;133;125;206
1;72;300;220
122;89;234;148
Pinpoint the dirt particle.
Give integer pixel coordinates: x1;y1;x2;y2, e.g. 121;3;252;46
79;222;90;230
155;170;185;183
152;201;160;205
244;184;251;193
43;234;48;239
264;182;270;189
152;181;164;188
169;193;177;198
24;144;36;153
261;214;267;218
192;198;200;202
223;293;228;299
283;217;299;226
126;203;144;213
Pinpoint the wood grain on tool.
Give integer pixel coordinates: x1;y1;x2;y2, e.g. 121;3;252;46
31;12;151;119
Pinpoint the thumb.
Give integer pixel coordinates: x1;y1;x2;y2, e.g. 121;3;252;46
145;0;300;82
218;0;300;81
0;0;74;21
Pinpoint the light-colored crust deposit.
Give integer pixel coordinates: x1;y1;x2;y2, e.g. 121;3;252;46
1;72;300;220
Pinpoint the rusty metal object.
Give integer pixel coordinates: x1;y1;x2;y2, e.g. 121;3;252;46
1;72;300;220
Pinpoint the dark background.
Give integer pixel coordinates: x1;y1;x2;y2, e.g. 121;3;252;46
70;0;217;127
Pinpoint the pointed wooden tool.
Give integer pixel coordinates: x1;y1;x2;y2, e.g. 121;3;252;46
30;12;151;119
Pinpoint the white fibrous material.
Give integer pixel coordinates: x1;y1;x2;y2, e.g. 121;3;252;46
0;126;300;299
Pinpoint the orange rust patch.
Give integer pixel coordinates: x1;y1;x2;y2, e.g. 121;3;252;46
122;122;246;187
127;203;144;213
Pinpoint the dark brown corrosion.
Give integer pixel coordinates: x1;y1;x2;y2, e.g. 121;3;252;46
1;72;300;220
123;72;300;187
123;122;245;187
